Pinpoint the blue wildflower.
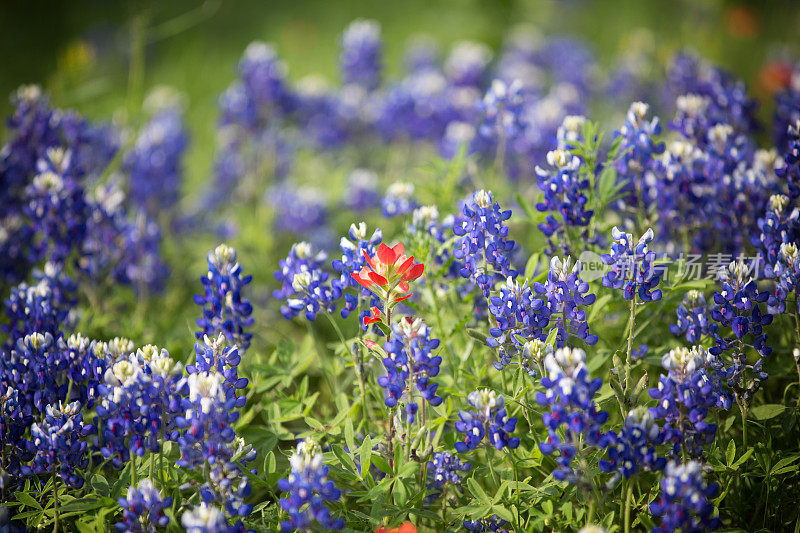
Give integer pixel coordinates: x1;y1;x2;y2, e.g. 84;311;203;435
116;478;173;532
194;244;254;353
649;346;731;458
455;389;519;452
649;460;720;533
340;20;383;92
536;347;609;483
277;439;344;532
532;256;597;347
601;226;662;302
380;317;442;421
453;190;517;297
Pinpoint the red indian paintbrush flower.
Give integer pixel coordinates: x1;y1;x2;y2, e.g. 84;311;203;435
351;242;424;304
363;306;382;326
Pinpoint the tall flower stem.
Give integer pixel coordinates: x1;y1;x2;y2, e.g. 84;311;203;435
623;481;633;533
739;399;749;449
324;312;369;421
52;462;59;533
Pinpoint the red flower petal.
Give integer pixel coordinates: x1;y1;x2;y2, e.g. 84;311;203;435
376;243;394;265
393;293;413;303
404;262;425;281
368;271;388;286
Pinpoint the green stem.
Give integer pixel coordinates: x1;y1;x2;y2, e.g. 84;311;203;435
623;482;633;533
740;400;749;449
324;312;369;421
52;461;59;533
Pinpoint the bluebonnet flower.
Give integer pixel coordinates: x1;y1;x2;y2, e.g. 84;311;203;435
453;190;517;297
279;257;340;322
753;194;800;278
175;348;255;520
188;335;249;408
649;460;720;533
63;333;107;408
3;262;76;343
599;407;665;481
613;102;665;211
375;70;454;143
532;256;597;348
773;67;800;152
669;290;712;343
697;123;776;256
25;400;89;488
238;42;292;113
444;41;492;88
379;318;442;422
293;76;350;150
556;114;586;149
274;241;328;302
182;502;250;533
427;451;470;493
463;515;509;533
768;241;800;315
650;138;708;251
343;168;380;211
536;347;609;484
775;120;800;199
278;439;345;532
454;389;519;452
124;101;189;219
708;260;773;404
340;20;382;92
114;212;170;294
649;346;731;458
3;333;68;420
268;184;328;237
97;346;183;468
477;79;525;160
25;164;89;266
666;52;758;137
79;182;129;281
329;222;383;321
0;86;118;285
194;244;254;353
116;478;173;533
601;227;662;302
486;277;548;371
381;182;418;218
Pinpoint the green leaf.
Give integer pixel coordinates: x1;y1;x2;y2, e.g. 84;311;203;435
344;419;356;453
331;444;358;475
731;448;754;470
725;439;736;467
91;474;110;497
14;491;42;510
359;436;373;481
468;478;489;503
750;404;787;420
467;328;490;345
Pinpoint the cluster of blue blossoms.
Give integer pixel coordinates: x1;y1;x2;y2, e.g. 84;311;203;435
453;190;517;298
0;240;255;531
454;389;519;452
278;439;345;532
379;318;443;423
648;346;731;458
536;347;608;484
650;461;721;533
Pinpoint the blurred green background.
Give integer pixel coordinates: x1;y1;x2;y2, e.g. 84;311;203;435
1;0;799;197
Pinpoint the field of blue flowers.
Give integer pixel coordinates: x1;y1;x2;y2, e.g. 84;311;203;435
2;2;800;532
